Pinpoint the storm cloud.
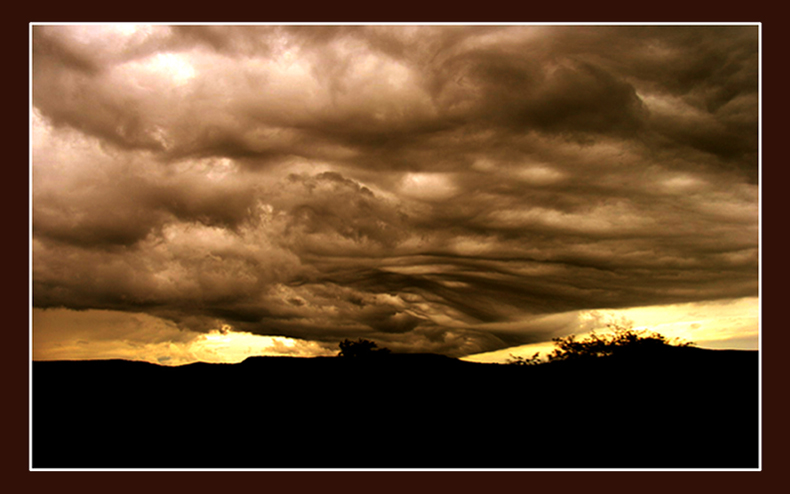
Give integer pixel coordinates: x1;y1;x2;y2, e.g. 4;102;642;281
32;24;759;358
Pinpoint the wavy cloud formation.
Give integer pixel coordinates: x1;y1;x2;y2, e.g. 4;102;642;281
32;25;759;358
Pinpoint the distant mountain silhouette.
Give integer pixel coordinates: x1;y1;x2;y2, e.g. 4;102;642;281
32;347;758;469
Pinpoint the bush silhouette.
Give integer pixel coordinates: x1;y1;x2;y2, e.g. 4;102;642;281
506;352;542;366
337;338;391;358
546;325;694;363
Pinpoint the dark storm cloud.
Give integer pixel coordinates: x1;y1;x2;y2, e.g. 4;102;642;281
278;171;410;254
557;25;759;178
32;24;759;357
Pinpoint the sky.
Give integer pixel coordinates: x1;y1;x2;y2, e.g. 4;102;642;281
30;24;759;365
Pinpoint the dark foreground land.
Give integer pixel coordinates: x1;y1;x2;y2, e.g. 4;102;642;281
32;347;759;469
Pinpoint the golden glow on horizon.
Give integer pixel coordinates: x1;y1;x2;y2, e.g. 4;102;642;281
33;296;758;366
32;309;336;366
462;297;759;364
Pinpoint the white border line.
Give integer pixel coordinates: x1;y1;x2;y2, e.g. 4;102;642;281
756;21;763;473
28;22;35;473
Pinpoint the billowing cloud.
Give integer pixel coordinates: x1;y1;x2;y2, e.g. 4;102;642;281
31;24;759;361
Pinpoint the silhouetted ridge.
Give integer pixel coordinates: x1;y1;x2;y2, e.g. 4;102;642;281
32;348;758;469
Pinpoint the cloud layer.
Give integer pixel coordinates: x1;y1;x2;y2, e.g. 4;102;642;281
32;25;759;357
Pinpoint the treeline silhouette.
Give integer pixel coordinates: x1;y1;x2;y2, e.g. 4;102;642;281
33;330;758;469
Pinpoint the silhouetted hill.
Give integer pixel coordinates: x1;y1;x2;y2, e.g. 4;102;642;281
32;347;758;469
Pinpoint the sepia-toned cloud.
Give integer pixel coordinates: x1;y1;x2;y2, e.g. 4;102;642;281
32;24;759;359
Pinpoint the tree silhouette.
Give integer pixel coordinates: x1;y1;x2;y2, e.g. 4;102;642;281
546;324;694;363
506;352;542;366
337;338;391;358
